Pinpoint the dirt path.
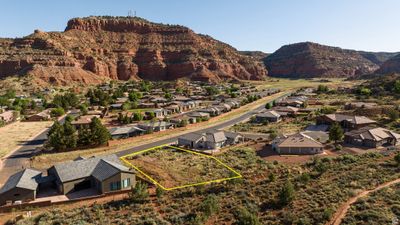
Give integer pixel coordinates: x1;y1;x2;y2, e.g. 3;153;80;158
328;177;400;225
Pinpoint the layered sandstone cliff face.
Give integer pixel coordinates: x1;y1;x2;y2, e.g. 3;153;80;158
264;42;380;78
376;54;400;74
0;17;267;85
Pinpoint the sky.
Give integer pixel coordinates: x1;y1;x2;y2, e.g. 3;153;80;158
1;0;399;53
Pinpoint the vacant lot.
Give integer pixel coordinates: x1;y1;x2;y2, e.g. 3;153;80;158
0;121;53;158
123;146;239;190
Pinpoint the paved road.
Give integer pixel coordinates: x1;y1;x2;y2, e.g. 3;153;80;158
116;92;291;157
0;115;69;182
0;92;291;182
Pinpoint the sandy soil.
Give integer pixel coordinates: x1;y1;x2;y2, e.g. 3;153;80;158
0;121;53;158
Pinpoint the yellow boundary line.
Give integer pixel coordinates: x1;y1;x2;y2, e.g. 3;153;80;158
120;145;242;191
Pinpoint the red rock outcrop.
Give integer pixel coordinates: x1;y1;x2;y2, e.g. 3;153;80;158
0;16;267;85
376;54;400;74
264;42;380;78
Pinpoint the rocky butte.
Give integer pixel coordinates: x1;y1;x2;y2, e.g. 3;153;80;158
263;42;394;78
0;16;268;85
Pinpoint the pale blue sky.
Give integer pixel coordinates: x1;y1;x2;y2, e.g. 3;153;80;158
1;0;399;53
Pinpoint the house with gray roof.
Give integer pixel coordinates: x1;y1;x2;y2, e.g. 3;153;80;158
255;110;281;123
178;130;243;150
344;126;400;148
317;114;376;130
47;154;135;195
0;169;42;205
109;126;146;139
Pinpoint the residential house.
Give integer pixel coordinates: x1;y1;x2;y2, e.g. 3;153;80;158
198;107;221;117
170;115;196;125
271;133;324;155
344;102;378;110
0;169;42;206
26;110;51;121
109;126;146;139
255;111;281;123
273;106;300;116
344;126;400;148
178;130;242;150
316;114;376;130
71;115;100;128
138;121;174;132
224;131;245;145
110;103;123;110
147;108;169;118
48;154;135;195
187;111;210;120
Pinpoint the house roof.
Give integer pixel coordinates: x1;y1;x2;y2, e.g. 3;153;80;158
324;114;376;125
257;110;281;118
205;130;227;143
223;131;243;140
91;159;131;182
273;106;300;113
50;154;131;183
0;169;42;194
345;126;400;142
109;126;145;136
179;133;205;142
275;133;323;148
188;111;210;117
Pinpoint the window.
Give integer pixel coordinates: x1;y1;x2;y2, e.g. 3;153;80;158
122;178;131;188
110;181;121;191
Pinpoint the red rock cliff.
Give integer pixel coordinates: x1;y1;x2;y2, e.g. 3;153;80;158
0;16;268;85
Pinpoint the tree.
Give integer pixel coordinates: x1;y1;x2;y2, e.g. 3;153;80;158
265;102;272;109
132;112;143;121
394;153;400;165
128;91;142;102
129;181;149;203
47;121;66;151
164;92;173;101
63;121;78;149
394;80;400;94
179;119;188;127
235;207;260;225
147;111;156;120
387;108;400;122
156;186;164;198
205;86;220;96
358;87;372;96
79;105;88;115
122;102;131;111
200;194;219;218
50;107;65;117
89;117;110;146
329;122;344;145
317;85;329;93
278;180;295;207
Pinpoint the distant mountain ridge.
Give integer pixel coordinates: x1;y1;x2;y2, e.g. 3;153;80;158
264;42;399;78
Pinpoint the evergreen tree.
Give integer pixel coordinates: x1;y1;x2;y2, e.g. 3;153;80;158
329;122;344;145
89;117;110;146
48;121;66;151
129;181;149;203
63;121;77;149
278;180;295;206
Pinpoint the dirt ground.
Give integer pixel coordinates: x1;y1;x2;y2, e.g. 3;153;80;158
0;121;53;158
125;147;235;189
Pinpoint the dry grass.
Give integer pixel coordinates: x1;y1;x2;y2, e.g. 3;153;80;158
0;121;53;158
125;147;234;189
